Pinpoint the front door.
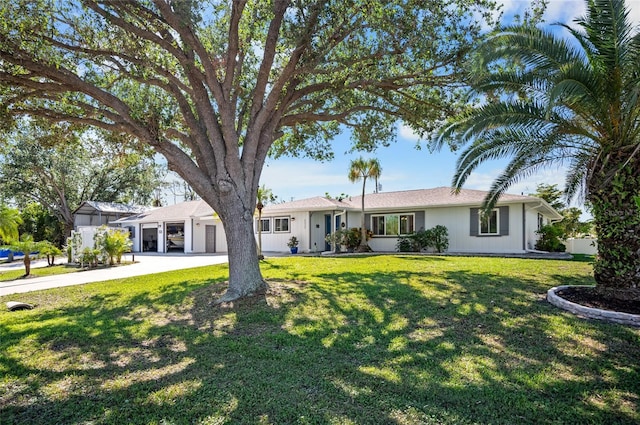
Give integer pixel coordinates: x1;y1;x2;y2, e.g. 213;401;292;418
205;225;216;253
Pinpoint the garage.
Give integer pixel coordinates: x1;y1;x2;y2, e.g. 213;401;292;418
166;222;185;252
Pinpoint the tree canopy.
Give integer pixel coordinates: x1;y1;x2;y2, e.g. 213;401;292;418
0;204;21;243
0;0;496;301
0;119;163;234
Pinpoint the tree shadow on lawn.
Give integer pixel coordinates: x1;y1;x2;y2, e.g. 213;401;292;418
1;262;639;424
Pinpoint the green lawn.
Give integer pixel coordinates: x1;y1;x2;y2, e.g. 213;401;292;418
0;260;136;282
0;264;79;282
1;255;638;424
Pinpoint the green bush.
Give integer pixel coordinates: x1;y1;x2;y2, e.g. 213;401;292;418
96;226;132;265
396;225;449;253
38;241;62;266
326;228;373;252
430;225;449;253
80;247;101;268
396;236;417;252
535;224;566;252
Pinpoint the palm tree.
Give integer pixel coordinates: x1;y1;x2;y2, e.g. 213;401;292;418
0;205;21;243
434;0;640;298
256;185;274;260
6;234;43;276
348;157;382;252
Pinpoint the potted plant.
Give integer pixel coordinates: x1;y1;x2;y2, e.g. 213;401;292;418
287;236;299;254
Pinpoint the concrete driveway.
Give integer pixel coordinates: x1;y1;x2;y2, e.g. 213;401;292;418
0;253;229;297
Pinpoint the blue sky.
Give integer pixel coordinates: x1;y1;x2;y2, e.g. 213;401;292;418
258;1;640;214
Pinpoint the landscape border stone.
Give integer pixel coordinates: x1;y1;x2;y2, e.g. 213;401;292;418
547;285;640;327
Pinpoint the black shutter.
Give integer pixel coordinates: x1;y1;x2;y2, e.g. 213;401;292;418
470;208;479;236
499;206;509;236
415;211;425;230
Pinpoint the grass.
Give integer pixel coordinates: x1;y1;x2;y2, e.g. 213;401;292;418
0;260;135;282
0;255;638;424
0;264;81;282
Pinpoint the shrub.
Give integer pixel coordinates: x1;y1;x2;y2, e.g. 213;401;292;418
80;247;101;268
396;225;449;253
96;226;132;265
326;228;373;252
38;241;62;266
396;236;418;252
430;225;449;253
535;224;566;252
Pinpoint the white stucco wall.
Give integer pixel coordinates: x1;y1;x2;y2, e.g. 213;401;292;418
190;218;227;253
364;204;537;254
259;211;310;253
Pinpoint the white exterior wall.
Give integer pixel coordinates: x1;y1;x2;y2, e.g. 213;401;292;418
425;204;527;253
365;204;535;254
524;206;543;250
308;212;329;253
191;218;227;253
260;211;310;253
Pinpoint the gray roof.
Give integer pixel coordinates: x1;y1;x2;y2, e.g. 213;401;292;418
351;187;538;210
114;187;563;224
114;200;215;224
263;196;351;213
265;187;561;218
74;201;152;216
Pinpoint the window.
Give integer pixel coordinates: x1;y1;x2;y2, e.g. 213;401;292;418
470;207;508;236
274;216;290;233
479;209;499;235
371;214;414;236
537;213;544;230
255;218;270;233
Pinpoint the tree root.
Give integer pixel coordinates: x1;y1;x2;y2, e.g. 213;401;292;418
214;280;269;304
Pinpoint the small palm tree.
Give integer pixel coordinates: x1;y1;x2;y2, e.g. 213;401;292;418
5;234;43;276
434;0;640;298
348;157;381;252
0;205;22;243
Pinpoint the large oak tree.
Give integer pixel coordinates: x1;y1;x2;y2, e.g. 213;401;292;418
0;0;494;302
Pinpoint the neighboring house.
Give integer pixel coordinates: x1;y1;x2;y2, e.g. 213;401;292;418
74;201;152;229
113;200;225;253
258;187;562;254
112;187;562;255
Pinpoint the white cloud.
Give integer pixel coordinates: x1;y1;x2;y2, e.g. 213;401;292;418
463;166;568;196
398;124;422;142
496;0;640;29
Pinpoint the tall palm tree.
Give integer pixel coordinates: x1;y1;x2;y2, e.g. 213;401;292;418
256;185;274;260
348;157;382;252
434;0;640;298
0;205;21;243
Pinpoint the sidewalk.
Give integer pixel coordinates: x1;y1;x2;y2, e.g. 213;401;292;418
0;253;229;297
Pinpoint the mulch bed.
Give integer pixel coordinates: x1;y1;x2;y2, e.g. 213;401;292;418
557;287;640;315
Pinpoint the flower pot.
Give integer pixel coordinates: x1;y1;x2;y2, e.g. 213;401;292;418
290;247;298;254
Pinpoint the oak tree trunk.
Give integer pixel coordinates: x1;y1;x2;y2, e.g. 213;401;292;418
213;193;267;303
